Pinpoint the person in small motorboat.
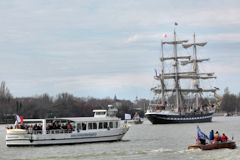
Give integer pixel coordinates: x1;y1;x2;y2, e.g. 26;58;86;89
209;130;214;142
213;131;221;143
221;133;228;142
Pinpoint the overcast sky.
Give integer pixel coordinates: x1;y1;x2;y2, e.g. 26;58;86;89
0;0;240;100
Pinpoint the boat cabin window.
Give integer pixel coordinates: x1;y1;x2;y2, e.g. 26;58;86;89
93;122;97;129
79;122;121;130
99;122;103;129
96;112;106;115
77;123;87;130
79;122;86;130
98;122;108;129
77;123;82;130
103;122;108;129
109;122;113;128
88;122;97;130
88;123;93;129
93;110;107;117
98;121;118;129
77;121;119;130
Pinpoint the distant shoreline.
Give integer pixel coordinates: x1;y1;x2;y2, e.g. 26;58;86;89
214;112;239;117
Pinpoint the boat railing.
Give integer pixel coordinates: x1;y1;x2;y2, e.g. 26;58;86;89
46;129;73;134
148;104;166;112
26;129;74;135
31;130;42;134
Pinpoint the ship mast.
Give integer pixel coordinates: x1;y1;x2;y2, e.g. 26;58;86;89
182;33;217;109
152;31;219;113
173;30;180;112
192;33;200;108
160;30;189;112
160;41;165;105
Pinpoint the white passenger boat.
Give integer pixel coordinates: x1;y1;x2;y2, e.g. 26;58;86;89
6;105;129;146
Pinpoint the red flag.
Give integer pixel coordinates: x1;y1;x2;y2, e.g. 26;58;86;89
16;115;24;124
162;33;167;38
20;116;24;124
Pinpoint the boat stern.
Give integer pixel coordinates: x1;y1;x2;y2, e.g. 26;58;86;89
6;129;32;146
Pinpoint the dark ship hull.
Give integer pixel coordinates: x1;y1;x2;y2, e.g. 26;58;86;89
145;112;214;124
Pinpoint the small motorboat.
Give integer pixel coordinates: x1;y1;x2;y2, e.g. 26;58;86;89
188;141;236;150
125;112;143;125
127;119;143;124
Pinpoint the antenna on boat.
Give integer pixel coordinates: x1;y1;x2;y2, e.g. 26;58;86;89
174;22;178;34
174;22;178;27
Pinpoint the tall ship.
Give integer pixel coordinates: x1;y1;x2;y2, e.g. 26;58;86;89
145;30;218;124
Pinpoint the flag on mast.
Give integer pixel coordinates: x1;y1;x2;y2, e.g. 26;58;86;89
15;114;24;124
162;33;167;38
124;113;131;120
197;126;209;140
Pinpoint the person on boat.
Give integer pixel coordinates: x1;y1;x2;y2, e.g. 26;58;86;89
213;131;221;143
221;133;228;142
67;121;73;132
209;130;214;142
28;125;33;134
33;124;38;130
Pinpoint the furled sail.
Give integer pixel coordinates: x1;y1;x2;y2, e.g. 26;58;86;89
182;42;207;48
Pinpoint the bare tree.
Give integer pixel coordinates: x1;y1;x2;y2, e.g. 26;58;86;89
0;81;12;102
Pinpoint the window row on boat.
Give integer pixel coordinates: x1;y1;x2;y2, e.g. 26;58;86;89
7;119;120;135
77;121;118;131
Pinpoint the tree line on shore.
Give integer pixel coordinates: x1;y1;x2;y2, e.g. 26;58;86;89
0;82;148;124
220;87;240;114
0;81;239;123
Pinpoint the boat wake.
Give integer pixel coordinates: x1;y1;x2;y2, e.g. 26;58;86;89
177;148;201;153
149;148;173;153
147;147;202;155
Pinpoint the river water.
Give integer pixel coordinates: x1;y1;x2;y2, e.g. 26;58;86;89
0;116;240;160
